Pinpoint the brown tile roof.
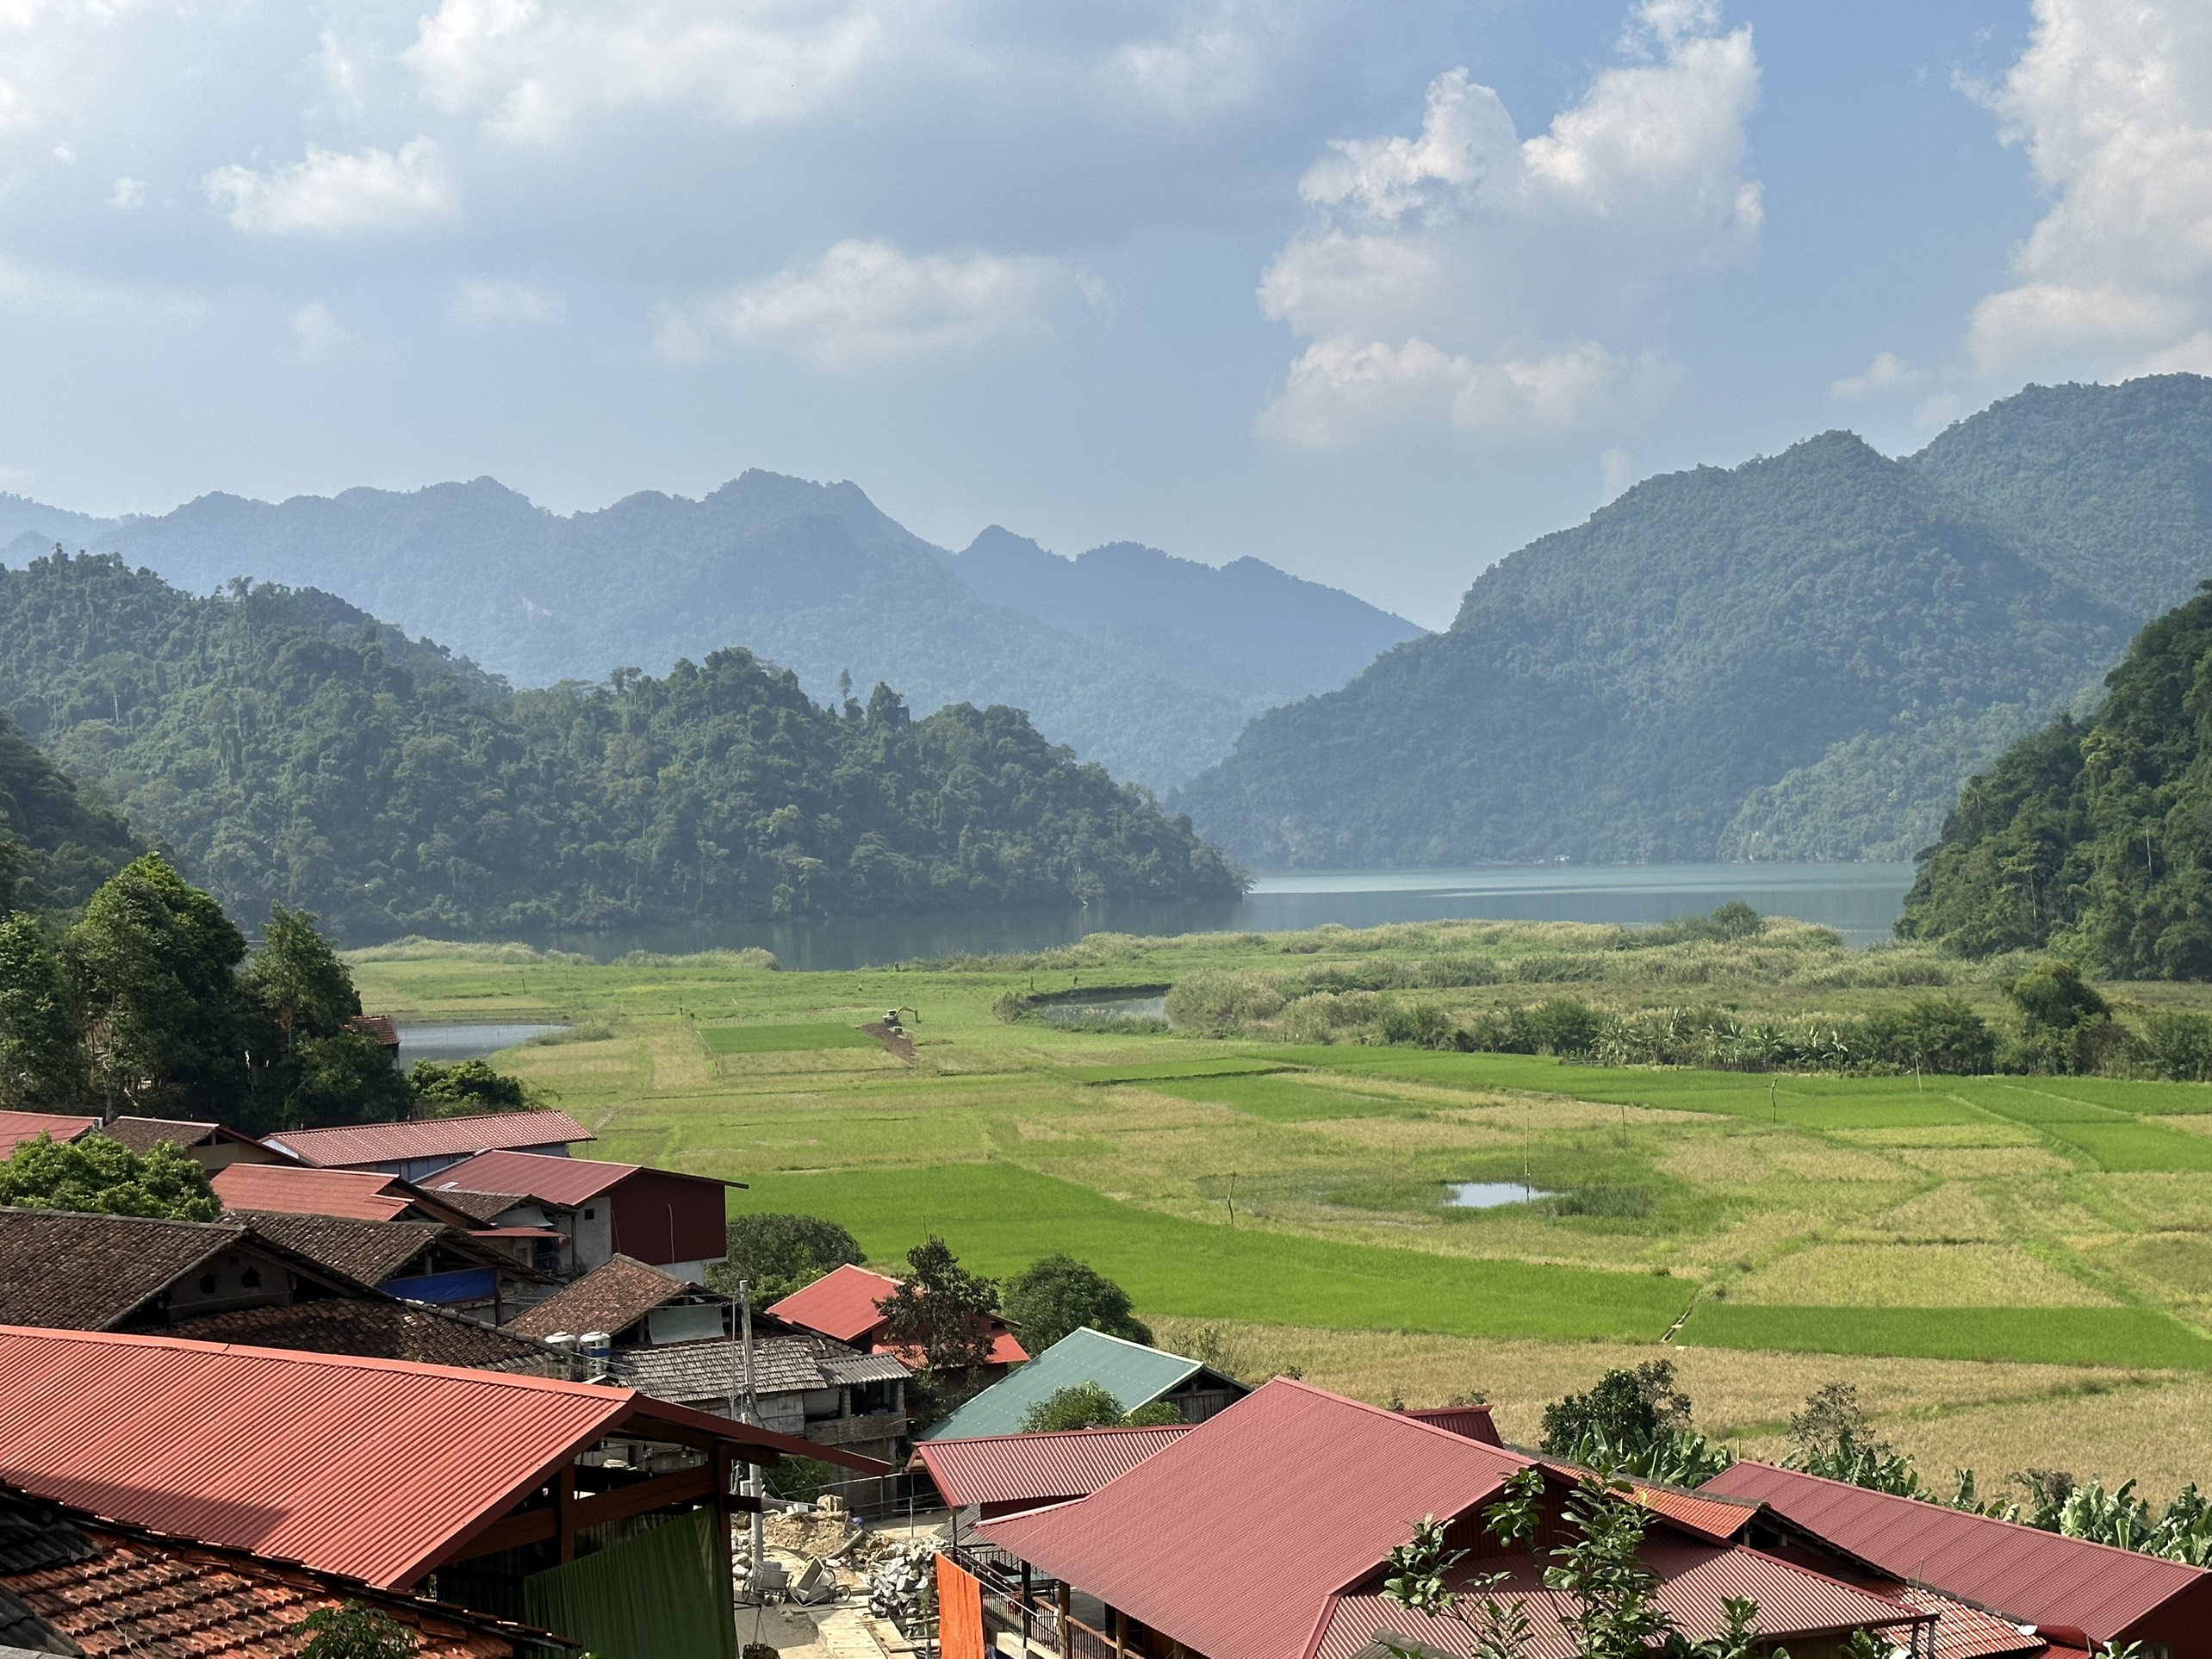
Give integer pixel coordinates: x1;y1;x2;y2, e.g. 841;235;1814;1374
99;1116;220;1153
505;1254;690;1339
0;1488;520;1658
420;1188;526;1224
622;1333;910;1407
225;1212;448;1287
0;1209;249;1330
165;1300;561;1375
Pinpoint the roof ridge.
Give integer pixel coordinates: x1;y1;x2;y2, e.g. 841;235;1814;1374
1272;1377;1539;1463
0;1206;248;1236
929;1423;1192;1448
1053;1325;1205;1366
0;1321;638;1399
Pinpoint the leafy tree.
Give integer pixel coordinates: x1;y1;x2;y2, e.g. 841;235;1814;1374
1021;1382;1129;1432
292;1601;418;1659
237;904;410;1132
1001;1254;1153;1353
708;1213;863;1303
1784;1382;1923;1496
0;1132;219;1221
408;1059;533;1117
67;853;252;1119
2004;959;2123;1075
0;913;85;1109
240;904;361;1047
875;1236;1002;1419
1540;1361;1692;1458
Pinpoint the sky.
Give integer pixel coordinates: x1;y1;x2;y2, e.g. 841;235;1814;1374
0;0;2206;626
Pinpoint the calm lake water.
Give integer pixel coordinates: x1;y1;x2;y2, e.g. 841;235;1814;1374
1446;1181;1553;1209
395;1022;568;1068
509;862;1915;970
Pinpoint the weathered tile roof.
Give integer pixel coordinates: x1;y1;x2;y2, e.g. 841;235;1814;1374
505;1255;690;1340
225;1212;446;1287
0;1209;252;1330
419;1188;525;1224
620;1333;909;1407
0;1488;521;1658
166;1300;560;1374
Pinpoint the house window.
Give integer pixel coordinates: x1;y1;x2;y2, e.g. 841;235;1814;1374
584;1208;596;1220
240;1267;262;1289
198;1274;217;1294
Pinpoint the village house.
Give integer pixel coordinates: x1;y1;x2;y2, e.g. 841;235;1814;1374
210;1159;566;1275
1706;1460;2212;1656
0;1481;537;1657
767;1262;1026;1375
940;1378;2027;1659
921;1327;1247;1441
505;1255;916;1503
0;1206;561;1372
96;1115;298;1172
0;1110;101;1159
227;1209;550;1325
423;1149;737;1282
0;1323;889;1658
915;1423;1195;1519
260;1109;596;1182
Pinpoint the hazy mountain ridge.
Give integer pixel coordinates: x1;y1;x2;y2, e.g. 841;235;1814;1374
1176;378;2212;868
1;472;1421;791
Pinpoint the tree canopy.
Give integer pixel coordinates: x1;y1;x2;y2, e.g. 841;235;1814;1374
999;1253;1152;1354
0;550;1241;940
708;1213;864;1304
0;1132;219;1221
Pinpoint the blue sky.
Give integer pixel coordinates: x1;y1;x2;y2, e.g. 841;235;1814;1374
0;0;2200;625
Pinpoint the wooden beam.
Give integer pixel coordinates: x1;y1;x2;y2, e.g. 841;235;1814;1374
442;1466;760;1565
556;1467;575;1565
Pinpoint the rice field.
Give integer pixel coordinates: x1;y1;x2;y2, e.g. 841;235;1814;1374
349;913;2212;1488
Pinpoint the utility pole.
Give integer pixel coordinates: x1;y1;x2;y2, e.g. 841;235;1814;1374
740;1279;764;1598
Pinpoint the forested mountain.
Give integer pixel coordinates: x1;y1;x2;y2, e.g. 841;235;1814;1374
0;550;1241;939
1177;377;2212;868
1899;582;2212;977
0;473;1418;790
0;714;140;914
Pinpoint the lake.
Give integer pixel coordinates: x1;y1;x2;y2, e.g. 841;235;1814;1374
508;861;1915;971
395;1022;569;1068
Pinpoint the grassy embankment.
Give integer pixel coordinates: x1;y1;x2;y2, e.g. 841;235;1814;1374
350;919;2212;1497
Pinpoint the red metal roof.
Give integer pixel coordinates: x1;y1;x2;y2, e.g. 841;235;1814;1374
262;1111;593;1169
428;1148;738;1209
767;1263;899;1342
210;1163;416;1222
0;1324;879;1590
916;1426;1191;1512
1316;1542;1927;1659
0;1111;98;1159
977;1378;1540;1659
1623;1480;1761;1544
1398;1406;1501;1445
1900;1588;2049;1659
770;1264;1028;1365
1705;1461;2212;1643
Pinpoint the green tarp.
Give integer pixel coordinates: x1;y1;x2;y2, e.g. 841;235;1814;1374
523;1507;735;1659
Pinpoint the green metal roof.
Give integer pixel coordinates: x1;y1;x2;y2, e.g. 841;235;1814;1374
918;1327;1221;1440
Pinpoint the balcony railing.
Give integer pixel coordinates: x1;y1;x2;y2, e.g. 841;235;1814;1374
946;1541;1132;1659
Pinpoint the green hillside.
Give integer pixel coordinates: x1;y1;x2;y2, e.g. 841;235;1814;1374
0;711;140;914
0;550;1241;939
1901;581;2212;975
1177;377;2212;867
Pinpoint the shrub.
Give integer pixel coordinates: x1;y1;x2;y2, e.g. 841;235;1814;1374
408;1059;535;1115
1861;996;1996;1074
1021;1382;1127;1432
1164;971;1287;1035
2134;1010;2212;1081
709;1214;863;1303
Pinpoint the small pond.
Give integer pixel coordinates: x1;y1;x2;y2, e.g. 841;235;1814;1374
395;1022;569;1071
1040;994;1170;1026
1445;1181;1554;1209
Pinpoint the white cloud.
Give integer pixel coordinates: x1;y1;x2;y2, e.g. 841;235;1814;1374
450;277;565;325
289;301;361;364
204;139;455;237
1967;1;2212;378
107;174;142;208
1257;0;1759;446
1830;350;1916;398
406;0;889;144
661;239;1066;370
1913;393;1964;430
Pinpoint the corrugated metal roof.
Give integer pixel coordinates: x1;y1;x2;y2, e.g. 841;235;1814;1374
1705;1461;2211;1642
767;1264;899;1343
1319;1542;1927;1659
0;1324;879;1590
977;1379;1539;1659
263;1112;593;1169
1900;1588;2048;1659
430;1150;644;1207
916;1426;1190;1510
1623;1481;1761;1544
1398;1406;1501;1445
211;1164;416;1222
921;1328;1223;1440
0;1114;97;1159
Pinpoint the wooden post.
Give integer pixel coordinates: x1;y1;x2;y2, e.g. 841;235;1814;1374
1021;1561;1034;1651
1056;1581;1070;1646
556;1466;576;1564
1113;1607;1126;1659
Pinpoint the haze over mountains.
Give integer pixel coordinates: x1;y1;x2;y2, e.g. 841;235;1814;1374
0;477;1420;792
1176;376;2212;870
